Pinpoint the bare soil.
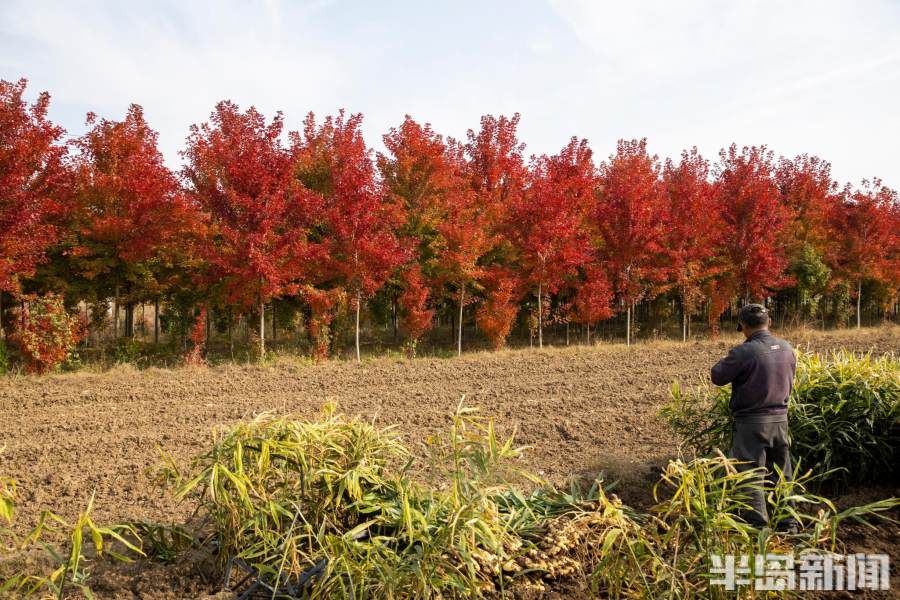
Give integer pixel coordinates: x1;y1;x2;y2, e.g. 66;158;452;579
1;326;897;598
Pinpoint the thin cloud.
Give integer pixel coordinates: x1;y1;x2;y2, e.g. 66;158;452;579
1;0;898;187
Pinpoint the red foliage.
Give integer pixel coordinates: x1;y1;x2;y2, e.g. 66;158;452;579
662;148;721;318
465;114;528;223
705;280;733;338
711;144;791;305
398;266;433;354
776;154;836;248
573;266;614;326
512;138;594;296
433;165;492;291
183;101;321;309
379;116;457;242
824;179;898;292
379;116;474;351
4;83;900;354
475;268;519;350
293;111;405;297
15;293;84;373
0;79;67;294
594;139;669;307
184;307;207;366
68;105;188;295
462;114;528;347
303;287;345;360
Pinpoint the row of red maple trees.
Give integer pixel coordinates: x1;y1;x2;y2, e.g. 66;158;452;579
2;78;899;364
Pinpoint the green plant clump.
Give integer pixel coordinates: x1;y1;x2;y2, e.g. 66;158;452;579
0;339;8;375
1;443;143;599
160;403;898;598
663;350;900;488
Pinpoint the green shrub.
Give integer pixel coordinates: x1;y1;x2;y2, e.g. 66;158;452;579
11;496;143;598
111;337;144;364
160;403;556;597
662;350;900;487
1;447;142;599
0;464;13;525
0;339;8;374
621;454;898;599
160;404;898;598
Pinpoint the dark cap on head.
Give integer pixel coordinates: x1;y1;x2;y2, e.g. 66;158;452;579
737;303;769;332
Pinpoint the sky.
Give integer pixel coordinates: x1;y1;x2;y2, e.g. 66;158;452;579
2;0;899;187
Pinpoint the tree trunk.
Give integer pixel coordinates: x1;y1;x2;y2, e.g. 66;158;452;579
124;303;134;338
565;321;569;346
271;304;276;342
626;302;632;346
857;279;862;329
537;282;543;349
682;298;687;343
457;283;465;357
228;312;234;359
140;304;146;338
113;286;120;339
355;288;362;363
587;324;591;345
154;298;160;344
0;291;4;340
206;305;212;346
82;303;89;348
259;297;265;357
392;294;398;342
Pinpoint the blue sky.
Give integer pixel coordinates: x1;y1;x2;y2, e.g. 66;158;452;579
2;0;899;187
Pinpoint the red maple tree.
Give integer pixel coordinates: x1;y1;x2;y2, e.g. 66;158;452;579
424;138;494;355
302;286;346;360
378;116;462;347
463;114;528;352
824;179;898;327
183;101;321;356
184;306;208;366
663;148;720;340
293;111;406;362
573;265;614;344
593;139;669;345
773;154;839;324
509;138;594;347
474;266;519;350
708;145;790;332
15;293;85;374
66;104;188;338
0;79;67;337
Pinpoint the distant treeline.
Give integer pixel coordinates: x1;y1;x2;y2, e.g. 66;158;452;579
1;77;898;364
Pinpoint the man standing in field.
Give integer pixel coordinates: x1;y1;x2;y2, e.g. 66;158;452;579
710;304;799;532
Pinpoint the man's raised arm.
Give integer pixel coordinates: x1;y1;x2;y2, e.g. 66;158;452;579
711;347;743;386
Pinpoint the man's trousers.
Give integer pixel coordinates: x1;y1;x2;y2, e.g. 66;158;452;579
730;417;796;528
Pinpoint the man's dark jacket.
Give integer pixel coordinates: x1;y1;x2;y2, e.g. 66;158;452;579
710;330;796;420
